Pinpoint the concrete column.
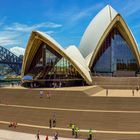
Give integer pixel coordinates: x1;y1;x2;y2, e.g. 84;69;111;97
42;44;46;67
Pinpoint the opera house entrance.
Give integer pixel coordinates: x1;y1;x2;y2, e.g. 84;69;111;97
26;43;85;87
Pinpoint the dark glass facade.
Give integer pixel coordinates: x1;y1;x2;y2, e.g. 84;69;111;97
28;43;84;87
91;28;139;75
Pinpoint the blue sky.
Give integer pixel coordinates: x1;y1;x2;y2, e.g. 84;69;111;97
0;0;140;55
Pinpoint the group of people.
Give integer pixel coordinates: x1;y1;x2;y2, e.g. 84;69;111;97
36;118;93;140
39;90;51;99
36;130;58;140
36;130;49;140
69;122;93;139
52;82;62;88
49;117;56;128
71;123;79;138
9;122;18;128
11;82;20;87
36;113;57;140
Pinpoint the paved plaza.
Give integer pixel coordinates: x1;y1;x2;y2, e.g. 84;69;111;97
0;129;83;140
92;89;140;97
2;85;140;97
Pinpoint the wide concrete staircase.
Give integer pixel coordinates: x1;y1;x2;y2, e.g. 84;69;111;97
92;76;140;89
1;88;140;139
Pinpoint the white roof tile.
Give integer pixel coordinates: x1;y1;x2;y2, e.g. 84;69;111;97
79;5;118;64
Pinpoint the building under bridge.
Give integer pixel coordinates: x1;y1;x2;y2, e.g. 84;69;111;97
0;46;22;75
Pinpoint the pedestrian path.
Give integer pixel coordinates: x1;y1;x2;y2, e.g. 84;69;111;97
1;103;140;114
1;121;140;135
1;85;93;91
92;89;140;97
0;129;83;140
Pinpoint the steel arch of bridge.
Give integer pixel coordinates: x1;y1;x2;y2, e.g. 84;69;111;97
0;46;22;74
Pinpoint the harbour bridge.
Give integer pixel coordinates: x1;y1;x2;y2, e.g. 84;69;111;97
0;46;22;75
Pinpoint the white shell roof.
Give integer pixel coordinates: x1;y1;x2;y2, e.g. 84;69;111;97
65;45;92;83
22;30;65;74
79;5;118;65
35;31;64;51
23;31;93;85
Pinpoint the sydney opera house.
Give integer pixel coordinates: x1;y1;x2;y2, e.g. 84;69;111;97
22;5;140;87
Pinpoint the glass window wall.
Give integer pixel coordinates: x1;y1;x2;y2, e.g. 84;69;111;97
28;43;84;87
92;28;138;74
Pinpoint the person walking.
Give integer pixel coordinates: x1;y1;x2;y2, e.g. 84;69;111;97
49;119;52;128
132;89;134;96
88;128;93;140
36;130;40;140
71;123;75;136
47;91;51;99
54;131;58;140
52;112;56;127
74;126;79;138
45;133;49;140
40;90;44;98
106;89;108;96
53;118;56;127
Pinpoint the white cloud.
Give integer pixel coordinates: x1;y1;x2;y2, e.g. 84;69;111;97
120;0;140;17
70;3;104;23
0;21;62;47
4;22;62;32
0;39;20;46
0;31;21;46
45;30;54;35
10;46;25;56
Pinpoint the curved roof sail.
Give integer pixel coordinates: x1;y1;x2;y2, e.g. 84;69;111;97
22;31;92;85
65;45;92;83
79;5;140;68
